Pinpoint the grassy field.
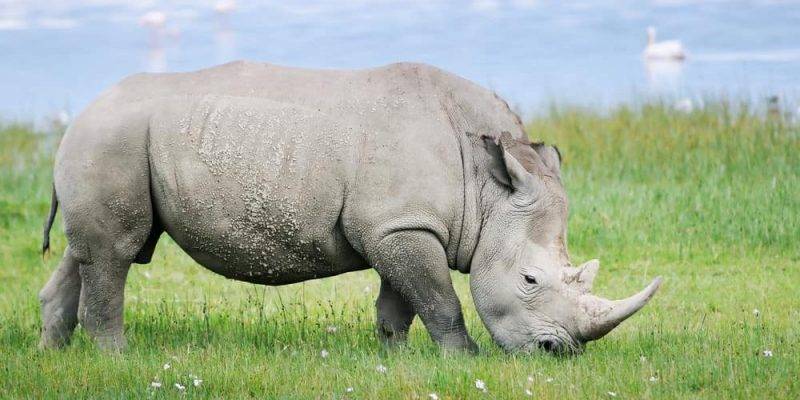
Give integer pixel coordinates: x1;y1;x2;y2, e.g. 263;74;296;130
1;103;798;399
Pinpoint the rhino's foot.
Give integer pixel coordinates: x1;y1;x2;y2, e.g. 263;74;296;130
39;323;75;350
377;323;409;346
39;247;81;350
93;334;128;353
439;333;479;355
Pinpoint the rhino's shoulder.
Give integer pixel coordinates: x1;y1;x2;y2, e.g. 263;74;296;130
375;63;525;137
376;62;470;91
380;62;444;76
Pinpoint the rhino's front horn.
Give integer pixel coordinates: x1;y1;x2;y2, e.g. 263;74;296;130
579;277;663;341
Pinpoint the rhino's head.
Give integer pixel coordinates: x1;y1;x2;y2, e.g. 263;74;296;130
470;132;662;355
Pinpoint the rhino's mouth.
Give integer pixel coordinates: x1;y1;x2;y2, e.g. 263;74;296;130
486;310;583;355
496;327;583;355
522;334;583;356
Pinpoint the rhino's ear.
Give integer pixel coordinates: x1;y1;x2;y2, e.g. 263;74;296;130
531;142;562;178
501;147;537;191
482;135;512;187
481;132;537;192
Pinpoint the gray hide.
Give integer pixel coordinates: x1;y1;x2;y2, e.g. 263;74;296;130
39;61;661;354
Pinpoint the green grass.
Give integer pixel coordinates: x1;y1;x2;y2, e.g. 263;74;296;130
1;103;798;399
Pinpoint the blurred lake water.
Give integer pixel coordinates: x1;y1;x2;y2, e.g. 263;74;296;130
1;0;799;121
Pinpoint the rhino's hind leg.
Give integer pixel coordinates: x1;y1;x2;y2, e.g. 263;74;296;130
50;103;155;352
77;254;132;352
68;204;150;352
39;246;81;349
375;280;416;345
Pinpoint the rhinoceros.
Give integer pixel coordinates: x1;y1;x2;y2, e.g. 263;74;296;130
39;61;661;354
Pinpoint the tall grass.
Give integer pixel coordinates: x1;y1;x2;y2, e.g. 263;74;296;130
0;103;798;398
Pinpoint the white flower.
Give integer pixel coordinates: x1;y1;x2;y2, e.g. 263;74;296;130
753;309;760;317
525;388;533;396
150;381;162;389
345;387;354;393
649;376;659;382
163;363;171;370
193;379;203;387
763;349;773;357
326;325;338;334
545;377;554;383
607;391;618;397
639;355;647;362
376;364;388;373
475;379;487;392
428;394;439;400
320;349;329;358
527;375;534;383
174;383;186;391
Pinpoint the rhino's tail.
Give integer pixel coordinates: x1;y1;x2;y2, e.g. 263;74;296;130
42;183;58;256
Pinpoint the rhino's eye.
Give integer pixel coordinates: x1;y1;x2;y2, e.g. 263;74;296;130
524;275;538;285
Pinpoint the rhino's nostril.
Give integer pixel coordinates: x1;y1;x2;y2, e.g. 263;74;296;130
537;339;558;352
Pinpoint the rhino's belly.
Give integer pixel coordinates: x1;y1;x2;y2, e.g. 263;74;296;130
176;225;354;285
152;171;369;284
148;95;368;284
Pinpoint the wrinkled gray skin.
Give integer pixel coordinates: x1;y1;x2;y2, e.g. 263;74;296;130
39;61;661;354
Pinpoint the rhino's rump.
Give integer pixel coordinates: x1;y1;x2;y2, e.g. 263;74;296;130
148;95;367;283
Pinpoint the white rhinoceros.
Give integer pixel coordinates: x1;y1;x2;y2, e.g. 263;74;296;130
40;61;661;354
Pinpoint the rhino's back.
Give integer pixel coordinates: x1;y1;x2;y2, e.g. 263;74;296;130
122;60;524;138
119;61;443;127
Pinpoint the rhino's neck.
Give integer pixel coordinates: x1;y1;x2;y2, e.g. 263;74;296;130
451;132;498;273
439;95;503;273
454;132;481;274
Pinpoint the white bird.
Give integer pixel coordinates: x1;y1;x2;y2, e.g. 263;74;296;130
214;0;237;14
674;98;694;113
139;11;166;29
643;26;685;61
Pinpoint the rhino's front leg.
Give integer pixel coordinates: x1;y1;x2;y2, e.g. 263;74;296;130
375;279;415;345
367;230;477;353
